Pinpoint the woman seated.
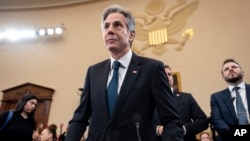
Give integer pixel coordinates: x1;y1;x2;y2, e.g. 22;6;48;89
40;124;57;141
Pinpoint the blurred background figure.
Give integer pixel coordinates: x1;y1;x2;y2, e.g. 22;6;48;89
154;65;208;141
0;93;40;141
199;132;212;141
210;58;250;141
40;124;57;141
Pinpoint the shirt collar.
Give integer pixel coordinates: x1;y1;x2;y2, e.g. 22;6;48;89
171;87;174;93
110;50;132;69
228;82;245;92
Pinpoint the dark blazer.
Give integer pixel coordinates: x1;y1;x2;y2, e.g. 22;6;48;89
210;83;250;141
154;91;208;141
174;91;208;141
65;53;184;141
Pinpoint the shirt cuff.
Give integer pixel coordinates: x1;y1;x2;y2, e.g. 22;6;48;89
156;126;160;136
183;125;186;135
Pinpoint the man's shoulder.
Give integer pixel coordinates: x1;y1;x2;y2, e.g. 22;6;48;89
211;88;229;97
175;91;192;97
136;54;161;62
246;83;250;87
91;59;109;67
133;54;164;66
176;91;190;95
175;92;198;102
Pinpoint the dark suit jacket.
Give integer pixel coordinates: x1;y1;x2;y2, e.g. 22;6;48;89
175;91;208;141
210;83;250;141
154;91;208;141
65;53;184;141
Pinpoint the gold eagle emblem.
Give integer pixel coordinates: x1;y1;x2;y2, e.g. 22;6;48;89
132;0;199;55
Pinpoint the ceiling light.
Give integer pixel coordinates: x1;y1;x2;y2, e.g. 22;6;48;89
38;28;46;36
47;28;54;35
55;27;63;34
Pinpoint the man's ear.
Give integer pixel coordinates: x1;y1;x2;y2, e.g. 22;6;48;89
129;31;135;41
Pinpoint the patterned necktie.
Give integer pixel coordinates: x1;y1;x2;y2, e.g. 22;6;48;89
107;61;120;117
234;87;249;124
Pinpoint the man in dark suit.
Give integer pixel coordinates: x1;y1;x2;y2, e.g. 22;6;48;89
154;65;208;141
210;58;250;141
64;4;184;141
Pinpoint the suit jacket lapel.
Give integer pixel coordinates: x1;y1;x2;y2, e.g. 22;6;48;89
97;60;111;120
222;89;238;122
173;91;181;110
245;84;250;117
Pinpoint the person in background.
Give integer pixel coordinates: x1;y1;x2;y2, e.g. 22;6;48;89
58;128;85;141
40;124;57;141
154;65;208;141
199;132;212;141
65;4;184;141
58;130;66;141
210;58;250;141
0;93;40;141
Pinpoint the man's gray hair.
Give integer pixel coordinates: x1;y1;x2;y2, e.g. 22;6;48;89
101;4;135;33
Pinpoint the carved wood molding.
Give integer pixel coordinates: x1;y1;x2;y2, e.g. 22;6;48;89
1;82;55;100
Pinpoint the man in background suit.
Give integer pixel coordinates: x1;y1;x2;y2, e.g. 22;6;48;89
210;58;250;141
65;4;184;141
154;65;208;141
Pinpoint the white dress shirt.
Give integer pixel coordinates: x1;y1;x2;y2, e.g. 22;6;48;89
107;50;132;95
229;82;250;123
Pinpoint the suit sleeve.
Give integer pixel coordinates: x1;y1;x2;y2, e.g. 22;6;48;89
210;94;230;132
184;94;208;135
153;62;184;141
65;67;92;141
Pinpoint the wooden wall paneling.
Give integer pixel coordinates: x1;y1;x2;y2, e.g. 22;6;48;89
0;82;55;129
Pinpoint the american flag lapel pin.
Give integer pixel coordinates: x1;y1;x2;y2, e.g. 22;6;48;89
132;70;137;74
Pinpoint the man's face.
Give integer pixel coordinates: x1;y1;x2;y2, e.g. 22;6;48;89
165;68;174;87
222;62;244;84
102;13;134;53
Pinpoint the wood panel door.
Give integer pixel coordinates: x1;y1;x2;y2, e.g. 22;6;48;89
0;82;55;129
